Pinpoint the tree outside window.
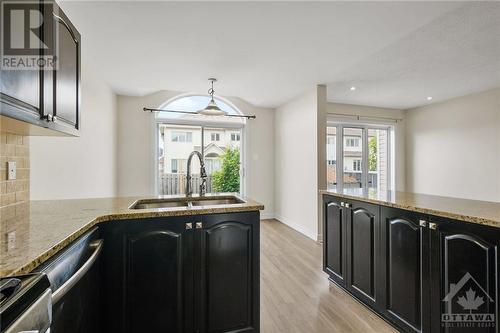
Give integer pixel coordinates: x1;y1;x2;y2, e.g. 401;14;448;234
369;136;377;172
212;147;240;192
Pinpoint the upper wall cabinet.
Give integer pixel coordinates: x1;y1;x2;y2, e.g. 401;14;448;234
0;0;81;136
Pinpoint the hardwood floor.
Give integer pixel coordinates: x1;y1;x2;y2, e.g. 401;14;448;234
260;219;397;333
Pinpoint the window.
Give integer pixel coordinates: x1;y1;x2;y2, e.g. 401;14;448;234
327;123;393;191
171;131;192;142
210;133;220;141
345;137;360;147
326;127;337;187
353;159;361;171
155;95;245;196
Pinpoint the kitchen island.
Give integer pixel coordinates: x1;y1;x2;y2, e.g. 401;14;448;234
0;194;263;333
321;188;499;333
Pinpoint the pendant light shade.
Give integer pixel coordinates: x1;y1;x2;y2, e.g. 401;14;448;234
196;78;228;116
197;98;228;116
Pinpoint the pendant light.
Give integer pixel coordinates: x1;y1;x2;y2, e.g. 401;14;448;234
197;78;227;116
143;78;256;119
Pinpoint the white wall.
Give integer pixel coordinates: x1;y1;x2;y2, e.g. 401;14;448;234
274;86;325;240
405;87;500;202
326;103;406;191
30;64;118;200
117;91;275;218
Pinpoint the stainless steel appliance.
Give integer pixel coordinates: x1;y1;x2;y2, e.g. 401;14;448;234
0;274;52;333
36;227;103;333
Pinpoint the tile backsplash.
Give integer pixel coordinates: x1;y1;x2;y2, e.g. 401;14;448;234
0;130;30;212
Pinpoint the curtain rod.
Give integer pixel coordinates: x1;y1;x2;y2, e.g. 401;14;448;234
328;112;403;123
143;107;256;119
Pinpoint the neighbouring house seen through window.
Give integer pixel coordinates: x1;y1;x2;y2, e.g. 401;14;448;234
171;131;192;142
327;123;393;192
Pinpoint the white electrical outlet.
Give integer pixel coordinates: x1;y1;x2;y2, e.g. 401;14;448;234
7;161;16;180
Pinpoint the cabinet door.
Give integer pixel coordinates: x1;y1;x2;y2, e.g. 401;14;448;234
380;207;430;333
43;3;80;135
198;212;260;333
323;195;347;286
0;69;42;122
53;6;80;132
345;200;380;307
101;218;194;333
0;0;43;125
430;217;499;333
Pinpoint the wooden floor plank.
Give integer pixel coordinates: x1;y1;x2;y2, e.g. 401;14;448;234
260;219;397;333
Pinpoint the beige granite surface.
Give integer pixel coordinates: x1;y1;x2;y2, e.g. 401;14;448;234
321;188;500;228
0;194;264;277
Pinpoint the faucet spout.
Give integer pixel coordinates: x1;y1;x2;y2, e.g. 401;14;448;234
186;151;207;197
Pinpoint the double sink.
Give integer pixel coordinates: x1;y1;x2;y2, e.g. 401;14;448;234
130;195;245;210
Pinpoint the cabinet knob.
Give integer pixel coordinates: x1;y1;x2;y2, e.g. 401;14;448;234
52;115;57;122
185;223;193;230
195;222;203;229
429;222;437;230
344;203;351;208
340;202;345;207
419;220;427;227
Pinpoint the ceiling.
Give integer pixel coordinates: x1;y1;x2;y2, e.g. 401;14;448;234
60;1;500;109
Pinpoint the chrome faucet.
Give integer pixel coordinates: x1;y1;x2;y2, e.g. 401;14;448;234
186;151;207;197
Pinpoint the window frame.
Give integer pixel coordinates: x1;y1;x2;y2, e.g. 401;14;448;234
152;94;247;197
154;120;245;196
327;121;394;191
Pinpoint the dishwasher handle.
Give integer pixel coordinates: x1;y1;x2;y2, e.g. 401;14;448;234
52;239;103;304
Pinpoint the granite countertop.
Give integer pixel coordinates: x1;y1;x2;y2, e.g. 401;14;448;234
0;194;264;277
320;188;500;228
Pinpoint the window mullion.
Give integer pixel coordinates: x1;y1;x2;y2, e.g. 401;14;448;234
337;124;343;190
362;127;369;189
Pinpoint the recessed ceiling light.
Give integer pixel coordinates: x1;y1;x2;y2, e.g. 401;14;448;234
427;96;433;101
350;86;356;91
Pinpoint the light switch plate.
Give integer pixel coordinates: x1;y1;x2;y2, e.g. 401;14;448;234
7;161;16;180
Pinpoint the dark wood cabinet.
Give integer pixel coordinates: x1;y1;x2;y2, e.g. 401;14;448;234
323;197;347;286
0;68;43;124
429;217;499;333
323;196;381;306
0;0;80;136
345;200;380;307
380;207;430;333
102;212;260;333
198;213;260;333
323;194;500;333
102;216;194;333
44;3;81;134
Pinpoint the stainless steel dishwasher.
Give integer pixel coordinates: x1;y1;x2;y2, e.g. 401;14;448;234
35;227;103;333
0;274;52;333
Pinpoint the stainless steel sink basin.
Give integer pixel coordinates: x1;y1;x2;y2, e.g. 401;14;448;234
131;200;189;209
130;196;245;209
189;197;245;206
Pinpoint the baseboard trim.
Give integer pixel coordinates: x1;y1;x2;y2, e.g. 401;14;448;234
274;215;317;241
260;212;275;220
